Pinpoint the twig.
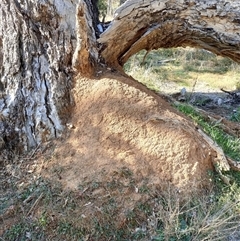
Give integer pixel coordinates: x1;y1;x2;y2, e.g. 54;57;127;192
27;192;43;216
221;88;240;101
221;88;236;96
141;50;150;66
22;144;40;160
63;197;69;208
23;194;35;204
29;144;40;159
227;157;240;171
188;77;198;102
79;187;89;197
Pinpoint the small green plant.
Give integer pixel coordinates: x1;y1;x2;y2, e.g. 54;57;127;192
3;220;47;241
38;212;48;228
138;184;150;194
4;222;27;240
97;0;107;20
57;221;85;239
230;107;240;122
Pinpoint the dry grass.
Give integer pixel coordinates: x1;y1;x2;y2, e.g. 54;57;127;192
125;47;240;92
148;187;240;241
1;148;240;240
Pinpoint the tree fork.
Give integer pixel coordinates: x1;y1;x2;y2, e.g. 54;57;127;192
1;0;240;161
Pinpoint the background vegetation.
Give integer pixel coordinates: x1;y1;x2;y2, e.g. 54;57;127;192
98;0;125;21
124;48;240;92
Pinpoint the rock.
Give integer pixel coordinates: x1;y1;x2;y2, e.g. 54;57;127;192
217;98;223;106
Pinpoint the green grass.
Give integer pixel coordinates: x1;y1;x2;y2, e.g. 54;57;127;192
176;103;240;162
3;220;47;241
151;190;240;241
174;103;240;214
230;107;240;122
2;164;240;241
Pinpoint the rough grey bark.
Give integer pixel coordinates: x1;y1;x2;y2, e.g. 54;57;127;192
99;0;240;69
0;0;99;151
73;0;99;76
0;0;76;150
1;0;240;151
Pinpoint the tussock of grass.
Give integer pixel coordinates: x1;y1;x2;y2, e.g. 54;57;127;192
230;107;240;122
150;188;240;241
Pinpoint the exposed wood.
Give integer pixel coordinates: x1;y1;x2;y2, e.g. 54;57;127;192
197;128;231;184
197;128;230;171
227;157;240;172
73;1;99;76
99;0;240;69
195;108;240;138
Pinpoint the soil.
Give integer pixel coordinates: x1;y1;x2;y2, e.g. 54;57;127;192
1;71;239;239
42;72;216;192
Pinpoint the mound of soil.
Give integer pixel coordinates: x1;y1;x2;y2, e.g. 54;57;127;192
2;73;237;238
42;73;214;193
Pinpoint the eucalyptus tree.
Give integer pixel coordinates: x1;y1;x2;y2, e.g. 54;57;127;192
0;0;239;175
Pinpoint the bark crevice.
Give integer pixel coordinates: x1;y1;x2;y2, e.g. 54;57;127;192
0;0;77;150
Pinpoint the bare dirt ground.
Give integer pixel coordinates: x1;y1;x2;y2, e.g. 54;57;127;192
1;72;239;239
43;72;215;192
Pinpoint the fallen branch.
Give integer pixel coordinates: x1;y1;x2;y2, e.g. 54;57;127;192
195;107;240;138
27;192;43;216
197;129;230;172
146;100;237;183
221;88;240;101
227;156;240;171
197;128;231;185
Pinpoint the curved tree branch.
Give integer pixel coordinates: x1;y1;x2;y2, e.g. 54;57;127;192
99;0;240;68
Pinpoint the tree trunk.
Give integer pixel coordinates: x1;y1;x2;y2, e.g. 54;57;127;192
0;0;98;151
1;0;240;155
107;0;113;17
